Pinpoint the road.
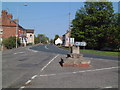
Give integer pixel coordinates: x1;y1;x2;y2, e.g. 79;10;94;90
30;44;118;60
2;44;119;89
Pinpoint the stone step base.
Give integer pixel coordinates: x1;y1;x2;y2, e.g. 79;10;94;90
63;64;90;68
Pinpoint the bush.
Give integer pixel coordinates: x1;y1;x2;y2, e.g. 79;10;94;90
27;43;33;46
3;36;20;49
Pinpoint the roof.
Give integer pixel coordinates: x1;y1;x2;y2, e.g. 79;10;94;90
1;10;26;30
26;29;34;33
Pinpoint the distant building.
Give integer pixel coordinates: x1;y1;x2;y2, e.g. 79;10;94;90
62;30;71;47
55;37;62;45
0;10;27;46
26;29;34;45
0;23;3;50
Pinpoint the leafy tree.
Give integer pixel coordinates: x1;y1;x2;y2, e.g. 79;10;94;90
54;34;59;44
50;39;54;44
71;1;118;50
34;35;40;44
34;34;49;44
3;36;20;49
54;35;59;40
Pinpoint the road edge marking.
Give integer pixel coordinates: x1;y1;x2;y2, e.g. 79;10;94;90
40;54;59;72
39;66;119;77
31;75;37;79
27;47;38;52
45;45;49;49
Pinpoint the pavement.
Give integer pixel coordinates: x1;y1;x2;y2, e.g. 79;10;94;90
2;44;119;89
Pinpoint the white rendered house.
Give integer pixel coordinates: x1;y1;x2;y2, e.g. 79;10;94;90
55;38;62;45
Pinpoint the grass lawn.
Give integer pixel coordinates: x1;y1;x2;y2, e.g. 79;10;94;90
80;49;118;57
59;46;119;57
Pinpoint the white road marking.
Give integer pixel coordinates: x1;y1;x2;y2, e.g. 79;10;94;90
45;45;48;49
25;80;31;85
19;54;59;90
14;52;25;55
40;74;56;77
28;48;38;52
40;54;59;72
31;75;37;79
104;86;112;88
19;86;25;89
39;66;119;77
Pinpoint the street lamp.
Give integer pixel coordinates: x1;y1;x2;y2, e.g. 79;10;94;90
16;4;28;48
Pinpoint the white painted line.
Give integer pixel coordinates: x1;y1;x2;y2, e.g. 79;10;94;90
40;54;59;72
14;52;24;55
40;74;56;77
19;86;25;89
45;45;48;49
28;48;38;52
40;74;48;76
39;66;119;77
104;86;112;88
31;75;37;79
25;80;31;85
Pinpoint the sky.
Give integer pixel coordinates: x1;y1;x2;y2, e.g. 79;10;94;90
1;2;119;39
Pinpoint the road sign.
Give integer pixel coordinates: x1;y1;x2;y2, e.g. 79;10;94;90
75;41;87;46
80;42;87;46
75;42;80;46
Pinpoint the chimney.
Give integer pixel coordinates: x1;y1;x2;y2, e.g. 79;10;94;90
7;14;13;19
2;10;8;18
13;19;18;23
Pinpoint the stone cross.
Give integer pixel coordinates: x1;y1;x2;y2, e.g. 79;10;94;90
71;46;80;54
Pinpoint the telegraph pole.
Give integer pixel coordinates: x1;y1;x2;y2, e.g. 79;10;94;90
16;4;28;48
16;7;18;48
69;12;71;50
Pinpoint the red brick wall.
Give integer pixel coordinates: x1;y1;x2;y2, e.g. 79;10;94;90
2;26;16;38
1;10;26;39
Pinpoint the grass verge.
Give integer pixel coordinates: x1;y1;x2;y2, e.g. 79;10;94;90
59;46;119;57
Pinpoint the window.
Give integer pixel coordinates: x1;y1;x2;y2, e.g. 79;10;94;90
30;34;32;37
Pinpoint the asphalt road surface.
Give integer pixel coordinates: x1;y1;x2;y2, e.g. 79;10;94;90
31;44;118;60
2;44;119;89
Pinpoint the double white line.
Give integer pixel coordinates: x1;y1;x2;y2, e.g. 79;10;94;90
19;54;59;90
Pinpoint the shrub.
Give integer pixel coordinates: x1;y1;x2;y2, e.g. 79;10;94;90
3;36;20;49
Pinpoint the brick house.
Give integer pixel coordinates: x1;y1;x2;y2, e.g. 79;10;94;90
62;30;71;47
0;10;27;47
26;29;34;45
0;18;3;50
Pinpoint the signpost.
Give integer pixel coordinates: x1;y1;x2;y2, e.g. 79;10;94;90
75;41;87;49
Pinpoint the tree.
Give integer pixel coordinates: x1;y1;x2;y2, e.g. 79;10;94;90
54;35;59;40
34;35;40;44
54;34;59;43
3;36;20;49
34;34;49;44
71;1;118;50
50;39;54;44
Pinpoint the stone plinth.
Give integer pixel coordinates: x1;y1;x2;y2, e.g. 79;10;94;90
67;53;83;58
71;46;80;54
60;46;91;68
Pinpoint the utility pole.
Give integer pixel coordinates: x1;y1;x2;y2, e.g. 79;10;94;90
16;4;28;48
16;7;18;48
69;12;71;50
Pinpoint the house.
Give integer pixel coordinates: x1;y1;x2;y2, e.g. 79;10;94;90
26;29;34;45
55;37;62;45
62;30;71;47
0;10;27;47
0;23;3;50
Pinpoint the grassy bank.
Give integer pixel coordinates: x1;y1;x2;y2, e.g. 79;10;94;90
59;46;119;57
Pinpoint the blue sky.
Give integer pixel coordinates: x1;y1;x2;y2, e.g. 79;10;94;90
2;2;119;39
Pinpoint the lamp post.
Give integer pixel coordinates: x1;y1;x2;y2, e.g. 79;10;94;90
16;4;28;48
16;7;18;48
68;12;71;50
